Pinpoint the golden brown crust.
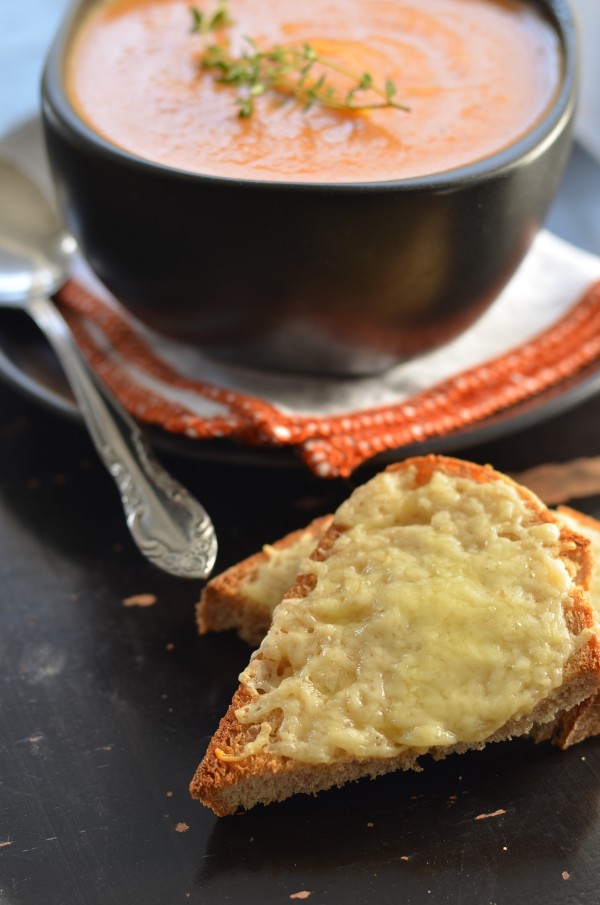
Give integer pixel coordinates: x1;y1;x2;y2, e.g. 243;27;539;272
190;456;600;815
196;515;333;646
532;694;600;749
192;665;600;817
531;505;600;749
558;505;600;536
189;685;423;817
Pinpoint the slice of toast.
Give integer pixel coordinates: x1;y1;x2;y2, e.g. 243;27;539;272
197;497;600;751
532;506;600;749
191;456;600;816
197;515;333;647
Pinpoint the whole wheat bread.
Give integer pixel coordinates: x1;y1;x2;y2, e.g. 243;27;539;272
191;456;600;816
197;491;600;752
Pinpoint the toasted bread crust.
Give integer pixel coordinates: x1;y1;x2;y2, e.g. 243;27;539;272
194;665;600;817
558;505;600;536
532;694;600;749
196;515;333;647
531;505;600;749
191;456;600;815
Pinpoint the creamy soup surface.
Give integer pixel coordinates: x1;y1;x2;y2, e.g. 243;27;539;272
68;0;562;183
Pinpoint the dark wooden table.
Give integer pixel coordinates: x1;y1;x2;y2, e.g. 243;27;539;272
2;362;600;905
1;1;600;888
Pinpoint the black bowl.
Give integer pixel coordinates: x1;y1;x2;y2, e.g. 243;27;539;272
41;0;577;376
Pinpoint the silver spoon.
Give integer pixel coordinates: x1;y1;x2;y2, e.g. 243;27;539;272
0;158;217;580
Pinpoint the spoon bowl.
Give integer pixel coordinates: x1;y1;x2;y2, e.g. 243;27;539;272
0;160;76;302
0;157;218;580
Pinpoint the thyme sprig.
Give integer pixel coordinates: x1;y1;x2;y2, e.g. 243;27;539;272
190;4;409;118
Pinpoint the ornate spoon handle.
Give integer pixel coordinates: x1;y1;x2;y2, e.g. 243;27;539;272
26;295;218;579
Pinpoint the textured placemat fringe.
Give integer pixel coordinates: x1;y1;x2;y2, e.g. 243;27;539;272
56;279;600;478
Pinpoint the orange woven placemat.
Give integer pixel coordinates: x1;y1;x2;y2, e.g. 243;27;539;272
56;277;600;478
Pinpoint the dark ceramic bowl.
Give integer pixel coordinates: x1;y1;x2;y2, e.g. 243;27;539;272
41;0;577;376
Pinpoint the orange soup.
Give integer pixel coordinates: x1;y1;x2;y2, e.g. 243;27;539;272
68;0;562;183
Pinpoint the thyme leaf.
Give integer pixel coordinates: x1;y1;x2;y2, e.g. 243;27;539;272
190;2;231;35
191;3;410;118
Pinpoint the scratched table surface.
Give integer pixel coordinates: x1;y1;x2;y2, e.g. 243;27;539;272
3;3;600;905
3;373;600;905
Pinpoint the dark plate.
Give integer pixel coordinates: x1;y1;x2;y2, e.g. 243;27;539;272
1;130;600;471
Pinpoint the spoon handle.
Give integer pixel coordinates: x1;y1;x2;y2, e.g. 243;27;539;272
26;295;217;580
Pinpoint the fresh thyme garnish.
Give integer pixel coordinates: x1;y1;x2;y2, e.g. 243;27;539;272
190;4;409;118
190;2;231;35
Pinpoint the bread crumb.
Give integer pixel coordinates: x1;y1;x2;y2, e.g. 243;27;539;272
175;823;189;833
562;871;570;881
166;791;173;798
122;593;157;608
475;809;506;821
400;856;410;862
166;643;175;652
28;736;42;743
289;892;311;900
581;756;586;762
367;822;374;828
502;846;508;851
515;457;600;506
294;496;323;510
0;841;12;848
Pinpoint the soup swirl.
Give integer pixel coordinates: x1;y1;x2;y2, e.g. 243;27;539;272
68;0;562;183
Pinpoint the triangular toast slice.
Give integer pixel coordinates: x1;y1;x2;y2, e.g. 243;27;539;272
191;456;600;815
197;495;600;752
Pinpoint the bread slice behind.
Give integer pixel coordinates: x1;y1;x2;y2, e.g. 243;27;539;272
196;515;333;647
